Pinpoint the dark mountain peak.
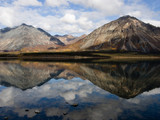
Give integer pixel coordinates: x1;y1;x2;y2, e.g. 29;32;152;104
0;27;12;33
20;23;33;28
116;15;141;25
54;34;61;37
21;23;27;26
63;34;68;37
119;15;137;20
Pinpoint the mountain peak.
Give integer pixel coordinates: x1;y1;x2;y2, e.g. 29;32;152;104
21;23;27;26
117;15;140;25
115;15;143;29
0;24;64;51
67;16;160;53
119;15;138;20
20;23;33;28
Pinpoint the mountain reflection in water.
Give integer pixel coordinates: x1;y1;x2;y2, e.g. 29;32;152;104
0;61;160;120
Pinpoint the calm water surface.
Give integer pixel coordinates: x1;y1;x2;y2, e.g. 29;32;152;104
0;61;160;120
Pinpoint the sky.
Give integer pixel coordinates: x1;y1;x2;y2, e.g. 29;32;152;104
0;0;160;36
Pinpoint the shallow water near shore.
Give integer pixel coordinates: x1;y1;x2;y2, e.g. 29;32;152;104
0;60;160;120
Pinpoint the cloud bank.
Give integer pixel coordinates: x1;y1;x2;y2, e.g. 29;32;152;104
0;0;159;35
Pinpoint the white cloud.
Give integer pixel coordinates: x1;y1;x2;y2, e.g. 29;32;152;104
0;7;15;27
0;5;97;35
142;88;160;96
143;19;160;27
127;11;142;18
13;0;42;6
0;6;48;27
0;0;160;35
120;1;157;20
78;17;93;29
59;13;94;34
0;78;103;107
45;0;68;7
0;76;160;119
70;0;124;15
61;13;76;24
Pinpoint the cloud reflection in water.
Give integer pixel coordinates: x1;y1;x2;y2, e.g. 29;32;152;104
0;61;160;120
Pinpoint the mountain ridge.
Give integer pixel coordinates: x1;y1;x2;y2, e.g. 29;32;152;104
0;15;160;53
64;15;160;53
0;24;65;51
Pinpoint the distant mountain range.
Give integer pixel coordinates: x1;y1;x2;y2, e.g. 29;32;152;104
54;34;86;45
0;15;160;53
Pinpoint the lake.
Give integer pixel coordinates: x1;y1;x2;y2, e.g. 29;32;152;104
0;60;160;120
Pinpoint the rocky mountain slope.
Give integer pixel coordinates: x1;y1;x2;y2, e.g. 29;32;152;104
67;16;160;53
0;16;160;53
0;24;64;51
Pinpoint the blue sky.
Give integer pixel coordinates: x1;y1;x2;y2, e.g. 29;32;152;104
0;0;160;36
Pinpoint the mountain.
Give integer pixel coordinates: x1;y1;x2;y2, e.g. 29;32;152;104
1;16;160;53
54;34;76;45
54;34;86;45
0;23;64;51
66;15;160;53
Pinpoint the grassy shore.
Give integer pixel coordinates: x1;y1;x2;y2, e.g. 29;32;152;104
0;50;160;61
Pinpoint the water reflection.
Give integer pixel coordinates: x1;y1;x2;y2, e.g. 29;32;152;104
0;61;160;120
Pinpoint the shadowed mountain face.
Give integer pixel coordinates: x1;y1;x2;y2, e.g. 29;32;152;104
67;16;160;53
0;61;160;99
0;24;64;51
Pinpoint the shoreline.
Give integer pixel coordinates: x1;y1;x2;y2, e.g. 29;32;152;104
0;51;160;62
